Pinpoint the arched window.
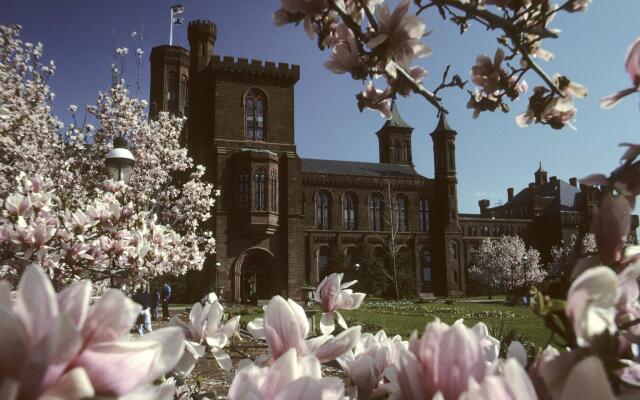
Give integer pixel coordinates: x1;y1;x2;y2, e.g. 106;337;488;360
419;199;429;232
239;173;249;210
254;168;266;210
342;192;357;231
344;246;358;269
393;195;408;232
167;71;179;115
317;246;331;280
421;250;432;282
368;193;383;231
315;191;331;230
270;170;277;212
450;242;458;260
403;142;411;163
245;90;266;140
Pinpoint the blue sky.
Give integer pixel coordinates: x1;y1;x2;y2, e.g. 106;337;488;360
4;0;640;213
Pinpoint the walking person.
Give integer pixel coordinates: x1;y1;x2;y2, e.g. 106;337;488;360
150;286;160;321
134;285;153;336
162;282;172;321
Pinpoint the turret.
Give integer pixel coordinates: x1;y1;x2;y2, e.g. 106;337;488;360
430;112;464;296
375;100;414;165
149;45;190;118
187;20;216;73
534;162;548;186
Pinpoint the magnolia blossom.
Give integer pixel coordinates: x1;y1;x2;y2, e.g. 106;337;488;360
368;0;431;68
0;264;184;399
315;272;365;334
170;294;240;373
566;266;619;346
247;295;360;363
601;36;640;109
323;23;367;79
387;319;536;399
516;75;587;130
337;329;405;399
228;348;344;400
356;81;392;119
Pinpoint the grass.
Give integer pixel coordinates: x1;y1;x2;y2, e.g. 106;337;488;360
227;299;550;350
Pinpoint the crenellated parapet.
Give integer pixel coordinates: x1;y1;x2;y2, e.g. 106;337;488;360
209;55;300;83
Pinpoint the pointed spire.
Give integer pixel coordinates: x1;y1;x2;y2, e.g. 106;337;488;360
536;161;546;173
435;111;452;131
381;99;412;129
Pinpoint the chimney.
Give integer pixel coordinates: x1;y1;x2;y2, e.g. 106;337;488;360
550;176;558;187
569;177;577;187
479;199;490;213
507;187;514;202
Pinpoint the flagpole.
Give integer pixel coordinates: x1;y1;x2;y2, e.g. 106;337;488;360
169;7;174;45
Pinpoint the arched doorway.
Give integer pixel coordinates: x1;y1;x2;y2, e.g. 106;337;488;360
234;248;277;302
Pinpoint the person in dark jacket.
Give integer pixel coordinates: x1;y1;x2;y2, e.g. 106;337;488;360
161;283;172;321
150;287;160;321
134;286;153;335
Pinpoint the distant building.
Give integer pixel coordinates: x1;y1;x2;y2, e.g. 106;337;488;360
148;19;635;301
460;164;639;276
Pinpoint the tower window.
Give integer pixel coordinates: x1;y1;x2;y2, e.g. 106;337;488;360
245;89;267;141
254;168;266;210
270;170;277;212
403;142;410;162
239;173;249;210
315;190;331;230
342;192;357;231
369;193;383;231
167;71;179;115
419;199;429;232
394;139;401;162
393;195;408;232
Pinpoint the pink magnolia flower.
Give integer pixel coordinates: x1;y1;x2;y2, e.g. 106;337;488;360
565;266;618;347
517;76;587;130
459;358;537;400
357;81;393;119
315;272;365;334
171;294;240;372
391;319;487;399
323;24;368;79
337;329;403;399
228;348;344;400
601;36;640;109
247;295;361;363
0;264;184;399
368;0;431;67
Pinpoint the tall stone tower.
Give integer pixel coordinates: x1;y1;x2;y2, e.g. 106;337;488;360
186;20;217;172
376;100;414;165
431;113;464;295
148;45;190;118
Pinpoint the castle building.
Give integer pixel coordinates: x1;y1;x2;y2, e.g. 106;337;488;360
149;19;630;301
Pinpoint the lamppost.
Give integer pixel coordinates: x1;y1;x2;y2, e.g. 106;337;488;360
215;262;223;298
105;136;135;288
105;136;135;183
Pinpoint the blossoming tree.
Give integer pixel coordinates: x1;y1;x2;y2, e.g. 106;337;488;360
0;25;215;288
469;236;546;300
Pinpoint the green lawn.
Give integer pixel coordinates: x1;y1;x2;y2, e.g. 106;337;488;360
228;300;551;350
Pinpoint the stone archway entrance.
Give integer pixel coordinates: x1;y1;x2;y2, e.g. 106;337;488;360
234;249;277;303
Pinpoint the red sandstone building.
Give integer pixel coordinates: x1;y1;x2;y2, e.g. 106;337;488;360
149;20;625;301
